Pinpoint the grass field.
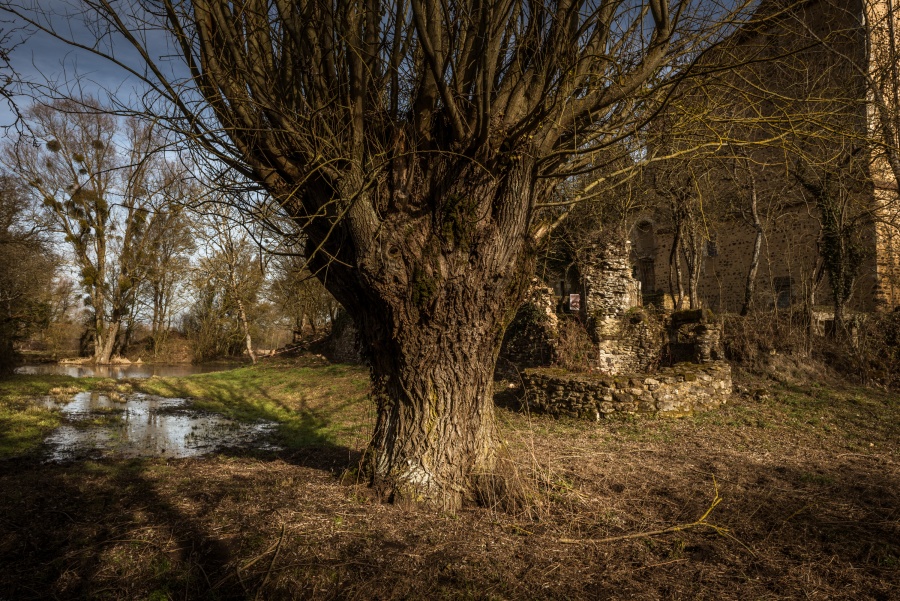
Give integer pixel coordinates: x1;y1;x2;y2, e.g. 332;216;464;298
0;356;897;600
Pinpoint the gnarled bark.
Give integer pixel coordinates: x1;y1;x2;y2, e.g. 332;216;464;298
305;160;536;507
362;296;502;510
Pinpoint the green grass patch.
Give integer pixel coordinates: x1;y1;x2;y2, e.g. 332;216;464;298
135;362;373;450
0;374;100;458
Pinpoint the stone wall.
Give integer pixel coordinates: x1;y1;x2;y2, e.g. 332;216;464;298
667;309;723;364
580;239;642;338
594;309;664;375
641;206;829;313
522;361;732;419
573;239;663;375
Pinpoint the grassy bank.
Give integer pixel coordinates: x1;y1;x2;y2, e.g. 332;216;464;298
135;359;372;450
0;358;897;599
0;374;100;458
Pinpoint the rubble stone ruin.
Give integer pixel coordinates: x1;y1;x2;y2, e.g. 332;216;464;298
505;237;732;418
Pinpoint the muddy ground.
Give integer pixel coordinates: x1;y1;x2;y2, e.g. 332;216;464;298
0;361;897;600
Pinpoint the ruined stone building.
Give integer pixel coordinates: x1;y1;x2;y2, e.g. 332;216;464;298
631;0;900;314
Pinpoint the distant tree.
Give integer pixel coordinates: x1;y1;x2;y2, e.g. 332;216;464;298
799;0;900;310
139;202;195;356
269;254;340;341
191;203;265;363
791;149;872;337
536;148;645;304
644;95;731;312
7;100;184;363
181;273;244;362
0;176;55;371
37;276;81;356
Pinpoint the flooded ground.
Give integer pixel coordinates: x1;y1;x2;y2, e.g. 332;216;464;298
16;362;242;379
39;391;278;462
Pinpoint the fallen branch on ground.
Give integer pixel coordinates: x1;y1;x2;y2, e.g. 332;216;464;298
558;478;753;554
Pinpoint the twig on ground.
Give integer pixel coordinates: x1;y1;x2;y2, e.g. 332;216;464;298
256;522;286;600
558;477;754;556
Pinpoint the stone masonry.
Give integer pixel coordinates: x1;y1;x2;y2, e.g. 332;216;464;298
578;239;661;375
667;309;723;364
580;238;642;338
499;280;560;368
523;361;732;419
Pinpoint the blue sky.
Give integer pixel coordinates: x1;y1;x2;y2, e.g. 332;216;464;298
1;0;177;128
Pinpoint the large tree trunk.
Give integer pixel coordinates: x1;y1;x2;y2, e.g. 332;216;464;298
361;299;501;510
304;160;536;509
96;321;119;364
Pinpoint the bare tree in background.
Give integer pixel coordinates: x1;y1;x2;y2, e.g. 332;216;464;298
140;201;195;356
193;202;265;364
269;254;339;342
6;100;185;363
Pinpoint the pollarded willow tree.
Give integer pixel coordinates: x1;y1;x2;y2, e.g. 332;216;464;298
7;0;756;507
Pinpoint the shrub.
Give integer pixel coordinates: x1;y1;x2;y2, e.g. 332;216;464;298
553;317;596;372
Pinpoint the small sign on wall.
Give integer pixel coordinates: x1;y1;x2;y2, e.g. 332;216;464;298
569;293;581;312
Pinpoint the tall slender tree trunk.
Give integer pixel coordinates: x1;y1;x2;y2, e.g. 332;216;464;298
151;287;164;356
236;297;257;364
741;179;763;316
685;238;702;310
668;226;685;310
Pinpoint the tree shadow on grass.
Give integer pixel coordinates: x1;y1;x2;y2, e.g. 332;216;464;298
136;371;373;467
0;460;227;599
0;437;898;599
0;439;360;599
0;369;370;598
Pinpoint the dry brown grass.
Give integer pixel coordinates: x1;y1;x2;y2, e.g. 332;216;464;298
0;359;897;600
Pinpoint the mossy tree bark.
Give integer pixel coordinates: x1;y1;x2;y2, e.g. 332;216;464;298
362;292;505;509
303;159;537;507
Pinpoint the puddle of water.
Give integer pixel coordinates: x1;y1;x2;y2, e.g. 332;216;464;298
15;363;243;379
42;392;279;462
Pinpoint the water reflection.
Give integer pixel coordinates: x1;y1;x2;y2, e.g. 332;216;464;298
16;362;242;379
43;392;278;462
